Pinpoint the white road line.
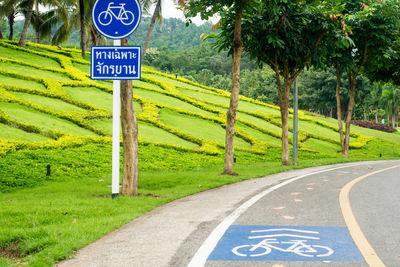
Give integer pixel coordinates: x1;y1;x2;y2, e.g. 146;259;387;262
187;163;364;267
249;234;320;240
251;229;319;234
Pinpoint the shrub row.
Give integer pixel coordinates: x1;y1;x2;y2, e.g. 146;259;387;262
351;120;397;133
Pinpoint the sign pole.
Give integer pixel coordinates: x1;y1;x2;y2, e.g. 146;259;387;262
91;0;142;198
112;39;121;199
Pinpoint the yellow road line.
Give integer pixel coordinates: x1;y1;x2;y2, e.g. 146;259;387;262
339;164;400;267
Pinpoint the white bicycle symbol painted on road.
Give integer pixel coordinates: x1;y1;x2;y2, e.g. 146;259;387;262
232;229;334;258
98;2;135;26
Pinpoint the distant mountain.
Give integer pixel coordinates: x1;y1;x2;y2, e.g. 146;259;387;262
0;17;213;51
128;17;214;51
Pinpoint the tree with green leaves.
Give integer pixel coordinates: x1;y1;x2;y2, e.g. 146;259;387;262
215;0;343;165
364;31;400;87
183;0;250;175
323;0;400;157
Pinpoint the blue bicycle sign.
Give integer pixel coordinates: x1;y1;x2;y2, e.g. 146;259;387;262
98;3;135;26
92;0;141;39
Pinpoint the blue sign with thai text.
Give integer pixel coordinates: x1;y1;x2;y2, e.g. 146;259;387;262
208;225;364;262
91;46;141;80
92;0;141;39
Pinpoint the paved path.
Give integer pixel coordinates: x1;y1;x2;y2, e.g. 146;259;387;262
57;160;400;267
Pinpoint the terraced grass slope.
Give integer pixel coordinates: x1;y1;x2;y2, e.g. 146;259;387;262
2;40;396;158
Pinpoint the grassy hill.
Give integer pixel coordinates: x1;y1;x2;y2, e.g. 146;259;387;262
0;40;399;266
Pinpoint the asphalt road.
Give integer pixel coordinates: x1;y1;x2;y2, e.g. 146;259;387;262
174;160;400;267
58;160;400;267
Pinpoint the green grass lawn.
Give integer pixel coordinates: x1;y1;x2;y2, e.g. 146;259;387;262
64;86;113;111
0;75;46;90
0;61;69;81
144;73;203;91
11;92;86;112
0;123;50;142
237;112;283;135
236;122;282;146
159;108;250;148
90;118;198;148
72;62;90;73
133;80;162;90
133;88;215;116
0;45;61;68
0;102;96;136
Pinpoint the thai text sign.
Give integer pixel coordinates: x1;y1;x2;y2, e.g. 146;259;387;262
91;46;141;80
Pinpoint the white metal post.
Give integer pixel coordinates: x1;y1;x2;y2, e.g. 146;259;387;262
112;39;121;198
293;77;298;165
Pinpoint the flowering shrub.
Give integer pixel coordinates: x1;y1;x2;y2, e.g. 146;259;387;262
351;120;397;133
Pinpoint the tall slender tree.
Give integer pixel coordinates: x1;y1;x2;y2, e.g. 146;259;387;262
141;0;162;58
183;0;250;175
34;0;39;43
18;0;35;47
79;0;87;56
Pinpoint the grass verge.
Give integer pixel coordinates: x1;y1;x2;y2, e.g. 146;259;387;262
0;141;399;266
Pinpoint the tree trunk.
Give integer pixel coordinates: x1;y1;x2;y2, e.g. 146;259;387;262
222;6;244;175
375;108;378;123
120;40;139;196
90;25;102;45
8;13;14;40
392;116;395;128
0;29;3;39
18;0;35;47
335;66;345;156
343;74;357;158
35;0;39;43
79;0;87;57
141;0;161;59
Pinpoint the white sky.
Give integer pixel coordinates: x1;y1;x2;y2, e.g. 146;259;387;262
17;1;219;25
151;0;220;25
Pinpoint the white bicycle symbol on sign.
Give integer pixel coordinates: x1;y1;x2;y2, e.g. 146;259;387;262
98;2;134;26
232;229;334;258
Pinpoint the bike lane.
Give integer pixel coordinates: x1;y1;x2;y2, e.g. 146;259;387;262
183;161;400;267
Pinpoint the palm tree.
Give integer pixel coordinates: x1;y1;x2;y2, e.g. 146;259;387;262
369;82;383;123
18;0;35;47
141;0;163;58
382;84;400;128
38;0;76;45
0;0;20;40
78;0;87;56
